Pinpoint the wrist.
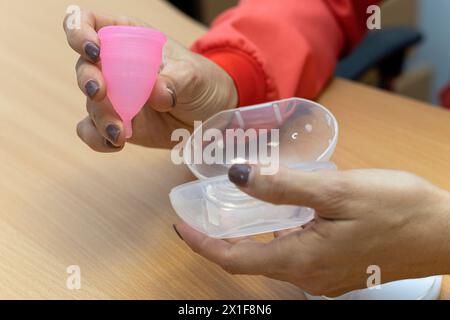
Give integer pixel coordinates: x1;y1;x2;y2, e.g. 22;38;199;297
202;50;267;107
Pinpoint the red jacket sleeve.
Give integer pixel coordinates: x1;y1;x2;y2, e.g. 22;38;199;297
191;0;381;107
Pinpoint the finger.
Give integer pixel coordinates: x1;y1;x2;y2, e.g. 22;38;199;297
76;117;124;153
63;10;143;62
76;57;106;101
64;10;102;62
86;99;125;147
175;222;283;276
228;164;344;211
146;75;177;112
146;57;200;112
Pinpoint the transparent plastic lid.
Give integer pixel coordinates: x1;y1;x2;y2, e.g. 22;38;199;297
183;98;338;179
170;98;339;238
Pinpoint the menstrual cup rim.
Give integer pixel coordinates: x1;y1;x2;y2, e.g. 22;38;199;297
98;26;167;44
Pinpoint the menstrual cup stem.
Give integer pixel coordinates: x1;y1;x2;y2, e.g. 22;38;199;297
124;120;133;139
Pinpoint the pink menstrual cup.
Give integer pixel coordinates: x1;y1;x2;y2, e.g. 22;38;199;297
98;26;167;138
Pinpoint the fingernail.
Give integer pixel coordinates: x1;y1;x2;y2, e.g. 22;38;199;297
173;224;183;241
106;124;120;144
228;164;252;187
85;80;99;98
85;42;100;61
105;139;121;149
166;85;177;108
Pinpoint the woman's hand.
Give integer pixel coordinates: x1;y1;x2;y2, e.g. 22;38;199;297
175;165;450;297
63;10;237;151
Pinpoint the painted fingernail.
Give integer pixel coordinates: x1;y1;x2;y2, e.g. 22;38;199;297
105;139;121;149
166;85;177;108
173;224;183;241
85;80;99;98
228;164;252;187
106;124;120;144
85;42;100;61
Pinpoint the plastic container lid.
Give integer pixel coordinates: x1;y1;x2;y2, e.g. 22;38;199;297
184;98;338;179
170;98;339;238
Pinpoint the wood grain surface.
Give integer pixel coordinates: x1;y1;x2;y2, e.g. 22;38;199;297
0;0;449;299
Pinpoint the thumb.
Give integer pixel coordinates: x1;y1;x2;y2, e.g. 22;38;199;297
228;164;344;213
146;54;200;113
146;74;177;112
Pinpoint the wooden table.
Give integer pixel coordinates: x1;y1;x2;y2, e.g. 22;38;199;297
0;0;449;299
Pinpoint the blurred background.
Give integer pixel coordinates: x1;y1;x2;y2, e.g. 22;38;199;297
168;0;450;108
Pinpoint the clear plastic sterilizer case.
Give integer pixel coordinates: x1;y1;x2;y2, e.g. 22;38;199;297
170;98;339;238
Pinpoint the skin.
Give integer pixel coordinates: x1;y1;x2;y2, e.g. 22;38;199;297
175;166;450;297
63;10;237;152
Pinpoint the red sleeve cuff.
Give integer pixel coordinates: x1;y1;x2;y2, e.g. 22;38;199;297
202;50;267;107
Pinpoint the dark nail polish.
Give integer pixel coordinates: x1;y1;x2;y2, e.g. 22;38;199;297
173;224;183;241
166;85;177;108
106;124;120;144
85;80;99;98
85;42;100;61
228;164;252;187
105;139;121;149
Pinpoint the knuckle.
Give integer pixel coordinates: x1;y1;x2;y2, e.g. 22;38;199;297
62;14;70;31
75;57;83;73
86;100;98;122
76;121;84;140
76;120;94;150
83;10;94;22
182;60;202;89
75;60;87;82
117;15;132;25
76;118;107;153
